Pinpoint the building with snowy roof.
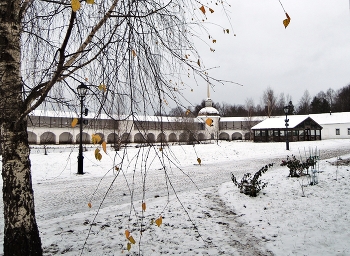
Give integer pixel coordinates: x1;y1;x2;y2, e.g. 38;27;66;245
251;116;323;142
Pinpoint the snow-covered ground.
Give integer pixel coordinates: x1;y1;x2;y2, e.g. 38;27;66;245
0;139;349;255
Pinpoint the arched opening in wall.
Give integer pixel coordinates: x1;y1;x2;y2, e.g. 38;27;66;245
28;131;37;144
156;133;166;143
219;132;229;140
244;132;251;140
59;132;73;144
232;132;243;140
168;133;177;142
40;132;56;144
134;133;146;143
198;133;206;141
76;133;91;143
147;133;155;143
121;133;131;143
179;132;189;142
107;133;119;143
95;132;104;143
189;133;197;144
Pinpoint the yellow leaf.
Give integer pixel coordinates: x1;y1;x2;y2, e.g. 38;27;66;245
115;166;119;171
226;29;229;34
95;148;102;161
98;84;107;92
127;242;131;251
209;8;214;13
283;12;291;28
128;236;136;244
86;0;94;4
88;202;92;208
197;59;200;67
125;230;130;238
205;118;213;126
142;202;146;211
212;39;216;43
102;141;107;153
71;0;80;12
197;157;201;165
132;50;137;57
155;216;162;227
199;5;206;14
92;134;102;144
71;118;78;128
185;109;191;115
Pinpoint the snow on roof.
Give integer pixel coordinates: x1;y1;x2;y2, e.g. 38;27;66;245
220;116;265;122
29;109;350;126
251;115;315;129
198;107;219;116
252;112;350;130
30;109;202;123
309;112;350;125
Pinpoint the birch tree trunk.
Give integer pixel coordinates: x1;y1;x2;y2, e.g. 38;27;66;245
0;0;42;254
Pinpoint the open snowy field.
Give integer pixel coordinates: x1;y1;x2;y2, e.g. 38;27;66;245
0;139;349;255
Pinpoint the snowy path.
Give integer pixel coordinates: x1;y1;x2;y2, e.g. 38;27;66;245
0;140;349;255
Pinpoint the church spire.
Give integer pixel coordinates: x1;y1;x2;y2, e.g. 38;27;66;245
207;83;210;99
205;82;212;107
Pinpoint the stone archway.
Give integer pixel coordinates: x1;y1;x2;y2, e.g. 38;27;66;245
168;133;177;142
156;133;167;143
179;132;189;142
107;133;119;143
121;133;131;143
76;132;91;143
147;133;156;143
134;133;146;143
59;132;73;144
28;131;37;144
232;132;243;140
40;132;56;144
219;132;229;140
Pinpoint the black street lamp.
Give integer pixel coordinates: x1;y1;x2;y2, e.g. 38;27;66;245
283;105;290;150
77;83;88;174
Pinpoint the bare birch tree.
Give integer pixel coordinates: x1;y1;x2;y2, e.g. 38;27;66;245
0;0;231;254
297;90;311;114
262;87;277;117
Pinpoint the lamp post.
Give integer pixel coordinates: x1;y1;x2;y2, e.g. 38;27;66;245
77;83;88;174
283;105;290;150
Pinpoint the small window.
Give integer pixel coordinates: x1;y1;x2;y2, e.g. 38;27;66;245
336;129;340;135
348;128;350;135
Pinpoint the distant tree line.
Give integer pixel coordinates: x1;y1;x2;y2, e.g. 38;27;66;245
167;84;350;117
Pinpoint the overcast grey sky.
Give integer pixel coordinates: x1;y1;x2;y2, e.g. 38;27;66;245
184;0;350;107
